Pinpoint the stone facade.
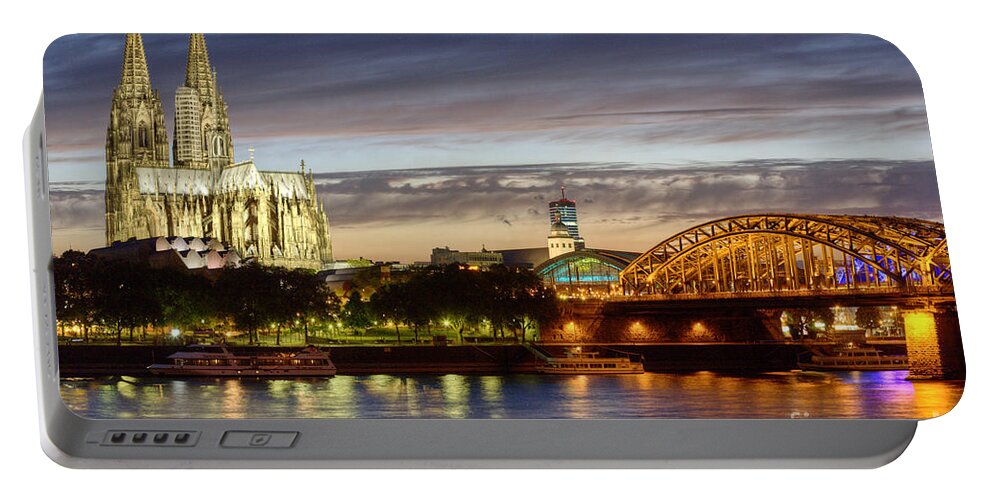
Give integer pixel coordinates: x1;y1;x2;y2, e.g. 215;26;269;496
105;34;333;270
541;300;783;343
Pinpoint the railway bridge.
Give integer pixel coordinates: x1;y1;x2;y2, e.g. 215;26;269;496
547;214;962;379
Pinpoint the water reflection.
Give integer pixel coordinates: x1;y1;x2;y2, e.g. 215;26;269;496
59;371;964;420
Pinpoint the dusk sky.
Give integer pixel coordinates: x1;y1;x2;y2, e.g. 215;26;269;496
43;34;940;261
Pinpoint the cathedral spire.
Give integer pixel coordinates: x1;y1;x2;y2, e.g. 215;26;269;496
176;33;233;170
185;34;215;97
119;34;151;98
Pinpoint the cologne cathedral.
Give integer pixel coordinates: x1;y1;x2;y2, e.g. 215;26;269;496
104;34;333;270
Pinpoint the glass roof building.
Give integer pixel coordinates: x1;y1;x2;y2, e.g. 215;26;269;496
534;248;641;297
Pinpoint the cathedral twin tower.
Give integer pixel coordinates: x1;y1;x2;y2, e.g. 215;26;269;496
105;34;333;269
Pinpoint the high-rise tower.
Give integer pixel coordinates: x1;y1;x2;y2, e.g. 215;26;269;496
548;186;585;250
172;33;234;171
105;33;170;245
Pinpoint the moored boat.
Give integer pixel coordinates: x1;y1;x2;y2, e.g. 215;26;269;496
797;344;908;371
148;344;336;377
534;346;644;374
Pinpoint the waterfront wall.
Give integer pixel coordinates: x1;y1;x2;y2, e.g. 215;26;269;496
58;343;810;376
57;344;535;376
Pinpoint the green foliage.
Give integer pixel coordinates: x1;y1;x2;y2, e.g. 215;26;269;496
347;265;387;297
52;252;559;345
783;307;835;339
342;290;373;333
155;270;214;330
53;252;341;345
90;259;164;345
370;264;560;343
214;263;279;343
855;307;883;331
52;250;98;339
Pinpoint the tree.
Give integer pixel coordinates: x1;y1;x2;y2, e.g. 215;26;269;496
347;265;387;297
504;269;558;343
479;266;512;340
513;284;559;343
215;264;280;344
435;265;486;343
153;268;215;335
371;283;406;343
280;268;336;344
90;259;162;346
784;307;835;339
267;267;326;345
342;290;372;335
408;272;445;341
855;307;883;334
53;250;98;341
473;265;559;343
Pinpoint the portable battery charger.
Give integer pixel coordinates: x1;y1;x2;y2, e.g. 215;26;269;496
27;33;965;468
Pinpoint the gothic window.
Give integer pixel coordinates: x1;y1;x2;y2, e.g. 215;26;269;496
214;136;225;156
138;124;149;148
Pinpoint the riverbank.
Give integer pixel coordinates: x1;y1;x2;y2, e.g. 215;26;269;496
55;342;840;376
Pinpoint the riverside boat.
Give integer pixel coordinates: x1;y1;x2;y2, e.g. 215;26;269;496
535;346;644;375
797;344;908;371
148;345;336;377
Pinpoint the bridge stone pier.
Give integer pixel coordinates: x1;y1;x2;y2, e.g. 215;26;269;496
902;302;965;380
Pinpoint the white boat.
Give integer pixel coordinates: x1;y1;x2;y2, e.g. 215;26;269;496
797;344;908;371
535;346;644;374
148;345;337;377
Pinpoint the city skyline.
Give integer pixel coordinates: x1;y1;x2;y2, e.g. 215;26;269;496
44;34;939;262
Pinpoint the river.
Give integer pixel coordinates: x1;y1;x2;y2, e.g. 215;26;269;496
60;371;964;419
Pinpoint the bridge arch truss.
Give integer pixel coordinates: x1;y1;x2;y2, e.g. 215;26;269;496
619;214;951;296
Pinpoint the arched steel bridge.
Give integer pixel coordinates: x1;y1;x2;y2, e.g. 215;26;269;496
619;214;951;296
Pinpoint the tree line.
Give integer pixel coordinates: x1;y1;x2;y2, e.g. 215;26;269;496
52;250;559;346
367;263;558;343
53;250;335;345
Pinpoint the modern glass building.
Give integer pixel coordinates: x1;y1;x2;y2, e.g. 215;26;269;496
548;187;584;249
534;249;641;296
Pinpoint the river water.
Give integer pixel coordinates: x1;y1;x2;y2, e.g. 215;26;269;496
60;371;964;420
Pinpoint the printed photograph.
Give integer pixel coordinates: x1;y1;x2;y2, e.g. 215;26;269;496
44;34;964;419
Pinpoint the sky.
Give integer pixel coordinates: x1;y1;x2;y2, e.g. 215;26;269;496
42;34;940;262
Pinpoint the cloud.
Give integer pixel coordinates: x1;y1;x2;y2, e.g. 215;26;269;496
47;158;942;261
42;34;931;181
49;187;104;230
42;35;940;261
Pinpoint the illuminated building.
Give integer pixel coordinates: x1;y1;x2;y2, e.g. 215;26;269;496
534;249;641;295
105;34;333;270
548;186;585;250
547;220;575;259
430;246;504;268
88;236;241;272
